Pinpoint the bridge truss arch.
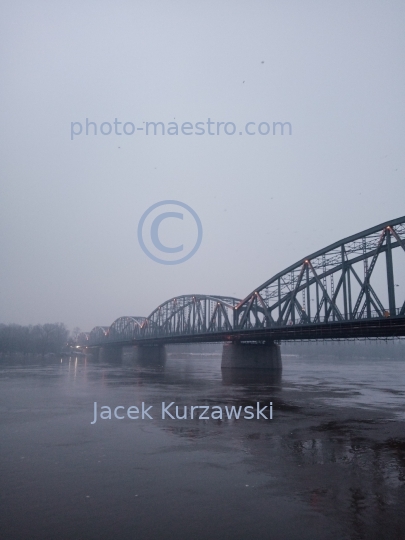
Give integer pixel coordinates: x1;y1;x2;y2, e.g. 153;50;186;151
142;295;241;338
89;326;110;344
108;316;146;342
235;216;405;330
77;332;90;346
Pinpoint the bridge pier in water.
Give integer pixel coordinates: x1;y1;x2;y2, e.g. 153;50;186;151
221;341;282;370
125;344;166;365
94;345;167;365
98;347;122;363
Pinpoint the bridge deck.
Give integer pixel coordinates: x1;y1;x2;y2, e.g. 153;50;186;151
91;316;405;348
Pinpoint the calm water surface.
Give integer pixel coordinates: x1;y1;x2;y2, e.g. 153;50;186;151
1;346;404;540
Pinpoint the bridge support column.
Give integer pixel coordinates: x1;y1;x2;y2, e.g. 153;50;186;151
132;344;166;365
221;342;282;370
84;347;100;360
99;347;122;363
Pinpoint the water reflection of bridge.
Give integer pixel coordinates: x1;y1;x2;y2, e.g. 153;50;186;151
79;217;405;366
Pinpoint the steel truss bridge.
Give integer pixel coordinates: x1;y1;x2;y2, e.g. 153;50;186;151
80;216;405;347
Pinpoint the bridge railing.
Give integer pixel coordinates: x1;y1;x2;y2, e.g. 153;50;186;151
283;308;402;325
237;307;403;330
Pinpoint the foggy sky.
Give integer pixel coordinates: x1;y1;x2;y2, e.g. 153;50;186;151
1;1;404;332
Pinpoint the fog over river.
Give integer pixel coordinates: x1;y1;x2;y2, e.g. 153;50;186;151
1;343;404;540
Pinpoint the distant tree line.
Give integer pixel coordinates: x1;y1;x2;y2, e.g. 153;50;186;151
0;323;71;354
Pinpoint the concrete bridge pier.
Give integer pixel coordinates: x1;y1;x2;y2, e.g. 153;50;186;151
84;347;100;360
99;347;123;363
131;344;166;365
221;341;282;370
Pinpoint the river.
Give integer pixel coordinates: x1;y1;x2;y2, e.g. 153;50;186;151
1;343;404;540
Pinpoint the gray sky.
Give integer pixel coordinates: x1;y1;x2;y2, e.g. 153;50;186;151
1;1;404;332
